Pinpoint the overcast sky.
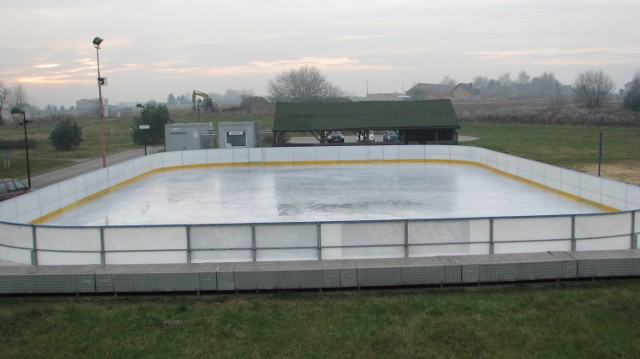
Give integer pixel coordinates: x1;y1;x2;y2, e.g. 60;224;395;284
1;0;638;108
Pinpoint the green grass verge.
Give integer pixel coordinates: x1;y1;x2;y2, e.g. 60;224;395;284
1;280;639;358
459;121;640;166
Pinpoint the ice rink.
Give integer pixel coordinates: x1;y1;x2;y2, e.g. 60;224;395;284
43;163;604;226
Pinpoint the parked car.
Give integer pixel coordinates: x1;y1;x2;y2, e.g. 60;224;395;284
383;130;400;143
326;131;345;143
0;178;31;201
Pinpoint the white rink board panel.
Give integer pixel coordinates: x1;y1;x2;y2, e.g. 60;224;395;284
255;224;317;248
493;217;572;242
36;227;102;251
574;213;631;239
104;227;187;251
189;225;252;250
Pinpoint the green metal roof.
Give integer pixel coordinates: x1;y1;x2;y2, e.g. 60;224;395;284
273;99;459;131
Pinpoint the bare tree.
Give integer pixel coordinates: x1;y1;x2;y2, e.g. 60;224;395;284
11;84;28;110
239;87;255;103
498;72;512;87
0;81;9;125
517;71;530;85
440;75;457;86
268;66;340;102
573;69;614;109
473;76;490;90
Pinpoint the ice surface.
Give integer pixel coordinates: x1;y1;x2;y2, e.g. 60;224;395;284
42;163;603;226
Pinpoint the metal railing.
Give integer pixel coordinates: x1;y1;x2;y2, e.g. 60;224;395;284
1;210;637;266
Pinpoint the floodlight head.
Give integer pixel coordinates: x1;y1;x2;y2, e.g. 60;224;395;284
92;37;103;48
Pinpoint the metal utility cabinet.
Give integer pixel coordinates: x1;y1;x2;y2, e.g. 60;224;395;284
218;122;259;149
165;123;213;152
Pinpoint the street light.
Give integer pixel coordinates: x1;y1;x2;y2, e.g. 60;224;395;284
93;36;108;167
136;104;151;155
10;108;32;188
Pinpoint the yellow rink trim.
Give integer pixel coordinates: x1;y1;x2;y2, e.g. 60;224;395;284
30;158;618;224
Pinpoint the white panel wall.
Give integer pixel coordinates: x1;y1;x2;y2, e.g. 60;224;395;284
575;212;632;251
409;219;489;256
181;149;208;166
205;148;235;164
320;222;405;259
189;225;252;262
292;147;319;163
103;226;187;264
0;223;33;264
1;145;640;265
494;216;572;242
36;227;102;265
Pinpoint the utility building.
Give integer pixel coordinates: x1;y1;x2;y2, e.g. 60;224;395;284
272;99;460;146
165;123;213;152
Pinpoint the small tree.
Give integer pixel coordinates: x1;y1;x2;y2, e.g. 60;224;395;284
131;101;172;146
49;117;83;150
573;69;614;109
623;72;640;112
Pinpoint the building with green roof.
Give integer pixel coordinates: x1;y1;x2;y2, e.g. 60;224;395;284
272;99;460;145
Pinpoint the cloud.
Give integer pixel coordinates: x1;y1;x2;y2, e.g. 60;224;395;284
154;57;405;78
467;47;640;66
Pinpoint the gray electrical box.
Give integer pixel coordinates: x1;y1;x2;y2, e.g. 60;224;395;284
165;123;213;152
218;122;259;149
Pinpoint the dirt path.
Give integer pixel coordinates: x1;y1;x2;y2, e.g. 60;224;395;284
568;160;640;186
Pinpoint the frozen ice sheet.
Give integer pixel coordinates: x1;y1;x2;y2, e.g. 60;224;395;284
43;163;604;226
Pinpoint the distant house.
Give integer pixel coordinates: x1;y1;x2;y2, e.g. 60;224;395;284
406;83;479;100
451;83;481;99
76;98;109;116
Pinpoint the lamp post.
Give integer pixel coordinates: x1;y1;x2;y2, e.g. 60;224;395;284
10;108;32;188
136;103;151;155
93;36;108;168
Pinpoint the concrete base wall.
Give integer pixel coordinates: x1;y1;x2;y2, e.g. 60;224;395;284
1;250;639;295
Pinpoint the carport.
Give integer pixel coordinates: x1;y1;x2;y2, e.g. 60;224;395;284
272;99;460;146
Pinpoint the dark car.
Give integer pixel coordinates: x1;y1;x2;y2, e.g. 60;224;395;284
0;179;31;201
326;131;345;143
383;130;400;143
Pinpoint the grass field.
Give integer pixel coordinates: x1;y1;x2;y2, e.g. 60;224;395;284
1;280;639;358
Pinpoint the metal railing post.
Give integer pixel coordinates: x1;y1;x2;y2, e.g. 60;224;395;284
631;211;637;249
251;224;257;262
489;219;494;254
100;226;106;265
571;216;576;251
31;225;38;265
317;222;322;260
186;225;192;263
404;221;409;258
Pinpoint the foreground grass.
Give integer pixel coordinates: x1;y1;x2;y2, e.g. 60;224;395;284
1;280;639;358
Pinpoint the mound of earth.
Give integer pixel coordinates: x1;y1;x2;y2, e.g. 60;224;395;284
241;97;275;114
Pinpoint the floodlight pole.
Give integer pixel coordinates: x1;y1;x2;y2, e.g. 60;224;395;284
11;108;31;188
93;36;108;168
